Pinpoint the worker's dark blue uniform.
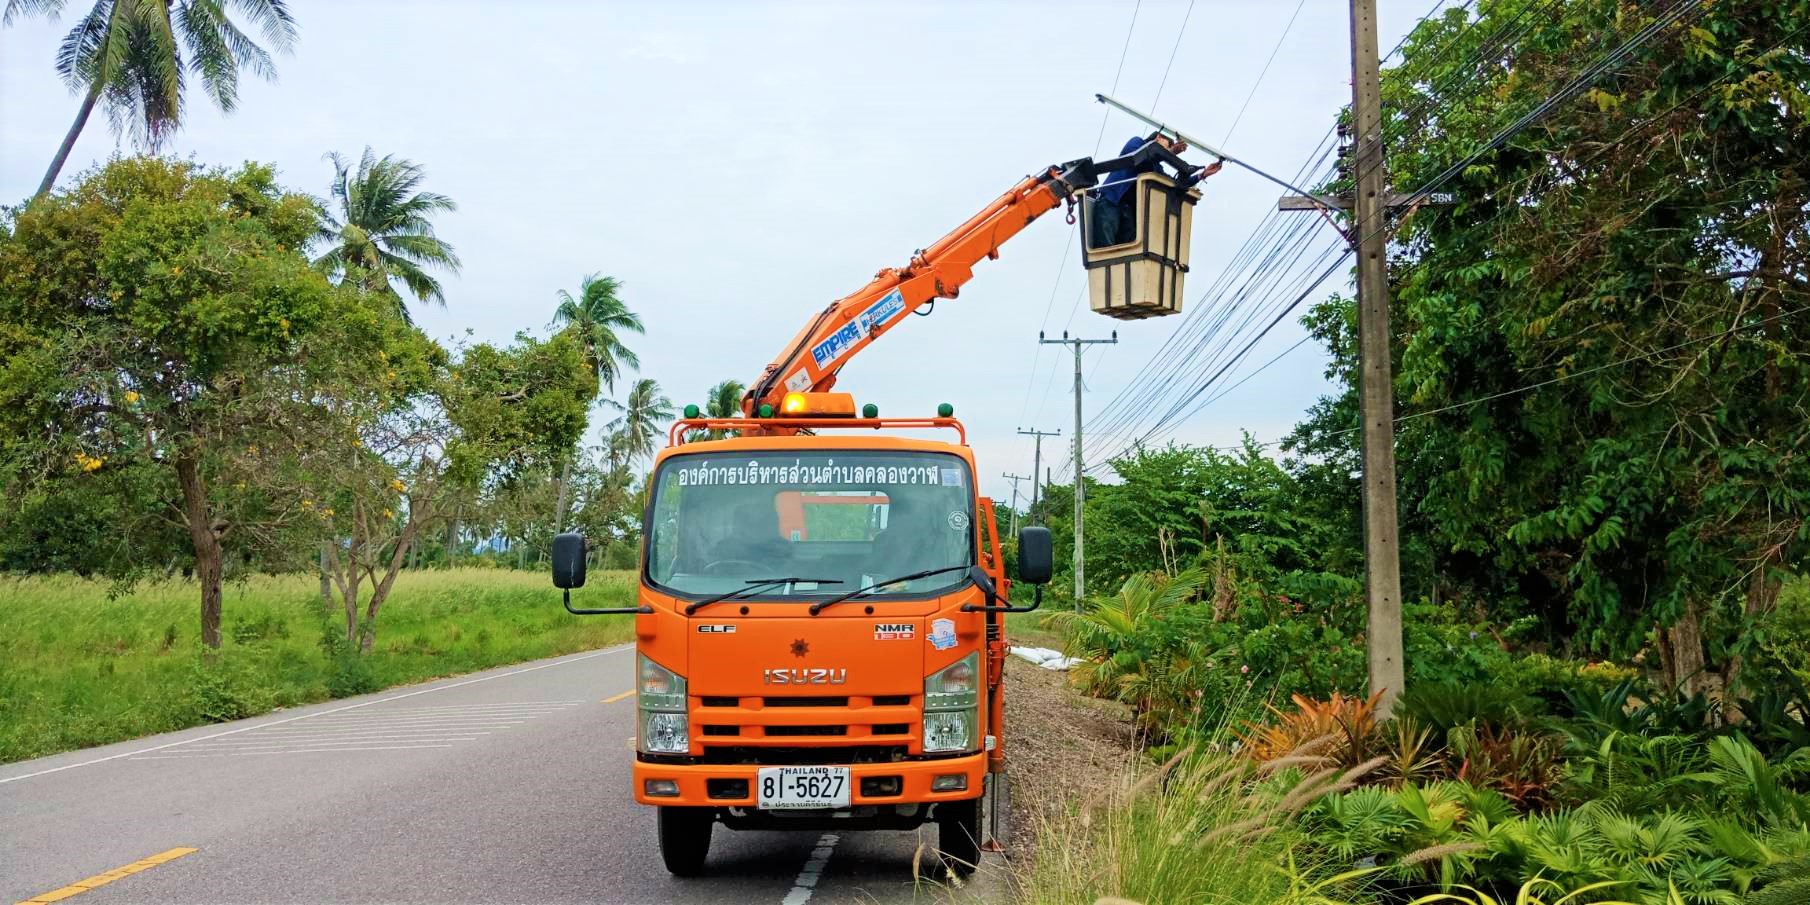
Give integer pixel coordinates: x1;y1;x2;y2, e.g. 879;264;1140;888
1092;135;1162;248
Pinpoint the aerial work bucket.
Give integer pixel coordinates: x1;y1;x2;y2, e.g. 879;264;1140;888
1079;172;1200;320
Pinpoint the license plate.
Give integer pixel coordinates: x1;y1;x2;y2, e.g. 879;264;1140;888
757;766;851;810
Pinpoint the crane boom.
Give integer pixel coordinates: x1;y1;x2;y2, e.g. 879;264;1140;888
743;142;1193;418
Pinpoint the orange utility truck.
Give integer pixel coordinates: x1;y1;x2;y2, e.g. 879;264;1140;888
550;138;1203;877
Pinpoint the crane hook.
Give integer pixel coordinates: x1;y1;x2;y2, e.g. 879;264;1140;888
1063;195;1078;226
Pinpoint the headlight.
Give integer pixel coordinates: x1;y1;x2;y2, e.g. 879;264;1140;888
924;652;980;753
641;711;689;754
638;654;686;712
637;654;688;754
923;710;973;753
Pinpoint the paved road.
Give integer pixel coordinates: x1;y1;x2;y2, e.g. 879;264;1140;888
1;645;1007;904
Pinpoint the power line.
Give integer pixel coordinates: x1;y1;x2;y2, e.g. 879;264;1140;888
1219;0;1309;146
1016;0;1144;429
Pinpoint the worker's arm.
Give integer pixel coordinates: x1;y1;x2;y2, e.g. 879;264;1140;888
743;143;1186;415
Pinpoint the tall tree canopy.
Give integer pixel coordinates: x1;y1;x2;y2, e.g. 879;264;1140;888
1291;0;1810;693
4;0;297;198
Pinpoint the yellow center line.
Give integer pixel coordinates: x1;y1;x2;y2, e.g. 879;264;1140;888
601;689;635;704
16;847;197;905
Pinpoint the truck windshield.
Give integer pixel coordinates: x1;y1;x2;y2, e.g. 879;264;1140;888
646;450;976;600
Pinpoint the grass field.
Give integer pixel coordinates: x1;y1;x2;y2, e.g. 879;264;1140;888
0;568;637;764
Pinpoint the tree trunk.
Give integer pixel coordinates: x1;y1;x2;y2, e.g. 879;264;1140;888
1723;557;1784;711
554;455;573;533
37;85;101;200
446;506;459;568
1657;599;1709;698
319;541;332;608
175;454;226;649
359;517;425;654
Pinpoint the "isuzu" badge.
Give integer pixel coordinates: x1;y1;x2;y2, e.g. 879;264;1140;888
762;668;848;685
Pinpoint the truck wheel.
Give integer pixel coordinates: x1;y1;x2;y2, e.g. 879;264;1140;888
657;806;713;876
935;796;983;877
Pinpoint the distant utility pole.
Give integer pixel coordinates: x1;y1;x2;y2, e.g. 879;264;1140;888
1001;473;1029;536
1017;427;1061;525
1041;330;1117;609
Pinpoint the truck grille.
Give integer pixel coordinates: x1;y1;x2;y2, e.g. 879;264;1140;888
699;744;909;765
763;696;848;707
764;725;848;737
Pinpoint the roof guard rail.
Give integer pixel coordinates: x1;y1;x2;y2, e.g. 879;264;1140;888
666;417;966;446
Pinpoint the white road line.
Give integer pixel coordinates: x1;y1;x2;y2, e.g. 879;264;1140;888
321;706;566;713
349;702;582;709
277;719;528;728
1;644;632;784
128;744;458;759
362;700;587;710
178;738;483;751
210;730;499;741
779;833;839;905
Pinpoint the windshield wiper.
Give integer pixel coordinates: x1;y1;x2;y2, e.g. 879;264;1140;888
809;565;972;615
684;577;843;616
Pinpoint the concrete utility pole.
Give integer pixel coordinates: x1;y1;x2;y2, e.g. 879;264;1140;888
1347;0;1406;717
1001;473;1029;536
1017;427;1060;525
1041;330;1117;609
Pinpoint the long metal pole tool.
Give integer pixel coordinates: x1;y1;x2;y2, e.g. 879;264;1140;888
1096;93;1344;213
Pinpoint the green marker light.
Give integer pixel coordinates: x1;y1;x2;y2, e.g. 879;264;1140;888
683;404;701;419
862;403;879;418
758;403;774;418
936;402;954;417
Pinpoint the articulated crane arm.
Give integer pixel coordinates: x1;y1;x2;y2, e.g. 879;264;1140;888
742;142;1191;420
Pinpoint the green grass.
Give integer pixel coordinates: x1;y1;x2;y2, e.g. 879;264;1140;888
0;568;636;764
1014;752;1364;905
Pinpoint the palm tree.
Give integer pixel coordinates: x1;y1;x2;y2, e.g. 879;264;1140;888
686;378;745;442
6;0;297;199
552;274;642;393
313;147;460;319
606;378;675;467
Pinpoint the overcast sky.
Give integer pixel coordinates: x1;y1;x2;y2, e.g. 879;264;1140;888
1;0;1434;504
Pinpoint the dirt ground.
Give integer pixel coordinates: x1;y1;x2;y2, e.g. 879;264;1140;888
1001;656;1138;855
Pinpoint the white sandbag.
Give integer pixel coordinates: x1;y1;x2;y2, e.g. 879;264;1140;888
1008;646;1083;670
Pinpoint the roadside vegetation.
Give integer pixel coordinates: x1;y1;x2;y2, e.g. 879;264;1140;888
0;568;636;764
1016;1;1810;903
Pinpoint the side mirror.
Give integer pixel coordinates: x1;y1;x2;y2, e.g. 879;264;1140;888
1017;526;1053;585
552;532;587;589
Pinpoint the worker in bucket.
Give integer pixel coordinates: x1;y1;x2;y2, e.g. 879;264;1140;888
1092;131;1222;247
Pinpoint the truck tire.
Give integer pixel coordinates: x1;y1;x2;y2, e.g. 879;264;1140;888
657;806;713;876
935;796;982;877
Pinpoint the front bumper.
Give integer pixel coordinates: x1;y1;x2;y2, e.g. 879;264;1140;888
632;750;988;808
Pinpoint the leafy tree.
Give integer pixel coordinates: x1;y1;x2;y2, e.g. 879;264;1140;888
4;0;297;199
1342;0;1810;693
0;157;402;647
302;329;596;651
312;147;460;319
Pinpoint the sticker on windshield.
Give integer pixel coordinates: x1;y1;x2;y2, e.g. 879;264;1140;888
940;468;963;487
947;510;969;532
928;618;957;651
